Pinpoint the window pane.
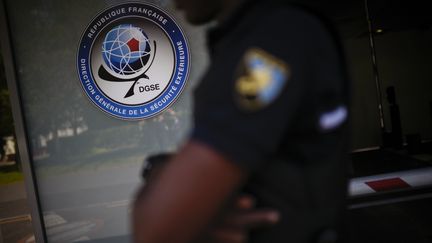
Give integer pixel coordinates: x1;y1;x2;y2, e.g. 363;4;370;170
4;0;208;241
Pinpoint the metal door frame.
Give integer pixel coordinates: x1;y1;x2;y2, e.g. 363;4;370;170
0;0;47;242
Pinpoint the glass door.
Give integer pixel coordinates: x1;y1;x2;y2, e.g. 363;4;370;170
1;0;208;242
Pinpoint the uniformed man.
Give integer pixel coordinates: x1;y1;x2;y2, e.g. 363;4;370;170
133;0;350;242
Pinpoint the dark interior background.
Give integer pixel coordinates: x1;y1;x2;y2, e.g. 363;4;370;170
344;0;432;150
300;0;432;150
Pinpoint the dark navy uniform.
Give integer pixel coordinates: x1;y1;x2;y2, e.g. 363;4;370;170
191;0;350;242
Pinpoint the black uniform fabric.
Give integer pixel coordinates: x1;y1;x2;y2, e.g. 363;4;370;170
191;1;349;242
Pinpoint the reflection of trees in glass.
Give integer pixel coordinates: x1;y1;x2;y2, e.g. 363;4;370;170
0;51;14;138
7;1;96;157
13;16;72;125
1;51;18;166
0;90;14;138
138;106;192;154
6;0;199;172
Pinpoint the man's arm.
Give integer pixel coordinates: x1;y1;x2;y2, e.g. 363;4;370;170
133;140;247;243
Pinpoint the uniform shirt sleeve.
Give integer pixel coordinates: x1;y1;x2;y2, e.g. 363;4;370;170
191;7;347;172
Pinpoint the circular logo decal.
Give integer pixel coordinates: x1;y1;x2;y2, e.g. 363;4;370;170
77;2;190;120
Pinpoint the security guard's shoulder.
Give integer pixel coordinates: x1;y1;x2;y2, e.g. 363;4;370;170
245;4;332;47
230;5;327;112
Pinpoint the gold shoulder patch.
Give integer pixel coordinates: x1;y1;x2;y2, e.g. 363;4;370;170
234;48;290;111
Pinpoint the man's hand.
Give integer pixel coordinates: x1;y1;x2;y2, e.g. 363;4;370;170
205;195;280;243
133;141;247;243
140;153;279;243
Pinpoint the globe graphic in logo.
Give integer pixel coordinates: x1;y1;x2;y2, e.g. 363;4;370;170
102;24;151;76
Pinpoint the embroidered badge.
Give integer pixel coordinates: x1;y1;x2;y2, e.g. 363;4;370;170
234;48;290;111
